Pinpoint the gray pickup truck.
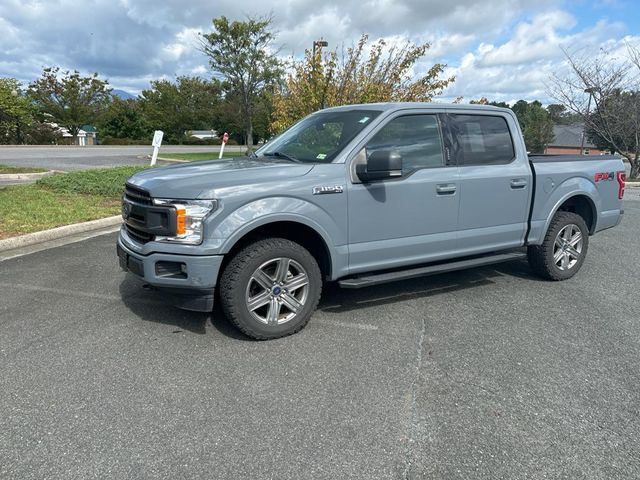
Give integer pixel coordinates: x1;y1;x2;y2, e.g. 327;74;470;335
117;103;625;339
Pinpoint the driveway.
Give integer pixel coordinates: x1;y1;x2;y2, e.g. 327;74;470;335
1;193;639;479
0;145;246;171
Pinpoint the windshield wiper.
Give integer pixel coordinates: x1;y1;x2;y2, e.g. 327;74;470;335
262;151;302;163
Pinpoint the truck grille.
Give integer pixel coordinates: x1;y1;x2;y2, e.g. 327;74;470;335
123;184;154;243
124;184;152;205
125;223;154;244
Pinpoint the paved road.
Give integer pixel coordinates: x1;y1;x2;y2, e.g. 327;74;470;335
0;145;246;171
1;195;639;479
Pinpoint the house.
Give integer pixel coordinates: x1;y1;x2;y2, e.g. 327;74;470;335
79;124;98;145
544;124;608;155
50;123;98;145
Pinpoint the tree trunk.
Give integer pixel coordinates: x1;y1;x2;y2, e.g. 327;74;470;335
246;119;253;150
631;154;640;179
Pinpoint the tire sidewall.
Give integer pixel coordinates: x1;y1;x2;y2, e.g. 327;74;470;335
544;213;589;280
221;239;322;339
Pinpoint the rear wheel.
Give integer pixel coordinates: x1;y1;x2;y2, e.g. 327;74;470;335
528;211;589;281
219;238;322;339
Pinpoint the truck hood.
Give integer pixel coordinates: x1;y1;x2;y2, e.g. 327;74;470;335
126;157;314;199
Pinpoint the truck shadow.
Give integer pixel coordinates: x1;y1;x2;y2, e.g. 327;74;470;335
318;258;540;314
119;258;540;338
118;278;249;339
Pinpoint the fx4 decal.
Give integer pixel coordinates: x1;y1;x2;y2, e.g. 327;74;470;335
594;172;615;182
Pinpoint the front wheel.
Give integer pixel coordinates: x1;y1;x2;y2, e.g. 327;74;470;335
528;211;589;281
219;238;322;339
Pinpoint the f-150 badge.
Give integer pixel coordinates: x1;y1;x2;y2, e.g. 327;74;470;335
312;185;344;195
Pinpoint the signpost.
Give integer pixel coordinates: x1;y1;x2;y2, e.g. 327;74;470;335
150;130;164;166
219;132;229;159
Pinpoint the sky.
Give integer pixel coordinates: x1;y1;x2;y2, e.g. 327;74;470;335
0;0;638;104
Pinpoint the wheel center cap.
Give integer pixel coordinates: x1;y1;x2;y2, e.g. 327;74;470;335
272;286;282;296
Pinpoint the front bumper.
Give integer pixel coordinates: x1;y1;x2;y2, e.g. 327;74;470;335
117;234;223;312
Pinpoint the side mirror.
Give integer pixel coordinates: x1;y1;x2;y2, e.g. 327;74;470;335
356;150;403;182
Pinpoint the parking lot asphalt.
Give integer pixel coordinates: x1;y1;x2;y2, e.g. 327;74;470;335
0;145;245;171
1;193;639;479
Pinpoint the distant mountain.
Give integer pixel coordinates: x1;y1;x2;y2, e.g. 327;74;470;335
112;89;136;100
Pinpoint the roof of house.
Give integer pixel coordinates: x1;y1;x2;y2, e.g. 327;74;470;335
550;124;597;148
81;124;97;133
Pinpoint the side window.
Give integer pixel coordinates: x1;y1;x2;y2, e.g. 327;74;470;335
450;115;515;165
366;115;445;173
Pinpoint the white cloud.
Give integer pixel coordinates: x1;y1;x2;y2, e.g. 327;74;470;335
440;11;634;104
0;0;636;103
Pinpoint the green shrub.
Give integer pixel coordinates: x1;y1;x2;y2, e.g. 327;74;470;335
37;166;147;197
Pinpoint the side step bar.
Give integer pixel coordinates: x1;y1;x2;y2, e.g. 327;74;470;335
338;252;527;289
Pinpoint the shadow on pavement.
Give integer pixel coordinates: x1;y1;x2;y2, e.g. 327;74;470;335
118;259;539;337
118;276;249;339
318;259;539;314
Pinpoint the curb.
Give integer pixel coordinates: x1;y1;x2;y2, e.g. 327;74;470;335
156;156;191;163
0;216;122;252
0;170;57;181
626;182;640;188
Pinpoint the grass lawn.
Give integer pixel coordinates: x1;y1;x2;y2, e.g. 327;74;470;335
161;151;239;161
0;164;48;174
0;166;146;239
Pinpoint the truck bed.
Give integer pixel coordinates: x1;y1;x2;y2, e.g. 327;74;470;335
526;154;625;245
528;154;620;163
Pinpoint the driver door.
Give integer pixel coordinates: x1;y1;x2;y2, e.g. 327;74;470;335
347;112;460;275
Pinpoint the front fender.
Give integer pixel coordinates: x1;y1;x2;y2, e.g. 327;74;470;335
528;176;600;245
209;197;349;280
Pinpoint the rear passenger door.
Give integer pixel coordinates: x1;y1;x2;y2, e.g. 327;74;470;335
446;113;532;255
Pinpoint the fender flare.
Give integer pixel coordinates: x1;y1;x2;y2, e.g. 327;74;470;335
538;179;600;240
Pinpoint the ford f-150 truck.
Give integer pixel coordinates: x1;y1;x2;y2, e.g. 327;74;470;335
117;103;625;339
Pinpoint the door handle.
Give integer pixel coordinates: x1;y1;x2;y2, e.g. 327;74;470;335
510;179;528;189
436;184;457;195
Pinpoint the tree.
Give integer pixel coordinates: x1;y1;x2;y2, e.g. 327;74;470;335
586;90;640;163
28;67;111;143
0;78;32;144
139;76;221;143
488;101;510;108
511;99;530;120
548;45;640;177
199;15;283;148
98;97;150;141
272;34;454;132
521;102;554;153
213;88;274;144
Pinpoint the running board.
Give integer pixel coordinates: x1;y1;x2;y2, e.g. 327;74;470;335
338;252;526;289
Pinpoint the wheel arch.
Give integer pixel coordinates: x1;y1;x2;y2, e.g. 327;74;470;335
531;177;601;244
218;217;336;283
555;194;597;234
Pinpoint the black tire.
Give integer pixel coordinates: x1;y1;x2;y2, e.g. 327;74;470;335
527;211;589;281
219;238;322;340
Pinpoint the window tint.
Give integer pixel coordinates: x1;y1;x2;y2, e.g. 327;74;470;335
450;115;515;165
259;109;381;163
366;115;445;172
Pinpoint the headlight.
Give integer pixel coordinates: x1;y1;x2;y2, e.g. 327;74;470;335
152;199;217;244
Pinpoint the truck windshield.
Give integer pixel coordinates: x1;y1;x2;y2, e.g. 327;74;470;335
256;109;382;163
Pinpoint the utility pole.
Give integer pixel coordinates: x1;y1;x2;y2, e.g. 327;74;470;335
581;87;596;155
312;39;328;110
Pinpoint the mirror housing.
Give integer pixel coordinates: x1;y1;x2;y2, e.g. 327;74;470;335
356;150;403;182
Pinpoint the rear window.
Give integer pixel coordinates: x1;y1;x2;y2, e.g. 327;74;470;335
450;114;515;165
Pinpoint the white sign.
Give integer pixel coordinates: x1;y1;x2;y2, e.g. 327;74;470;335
150;130;164;166
152;130;164;148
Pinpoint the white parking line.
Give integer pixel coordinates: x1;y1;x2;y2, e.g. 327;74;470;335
0;226;120;262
